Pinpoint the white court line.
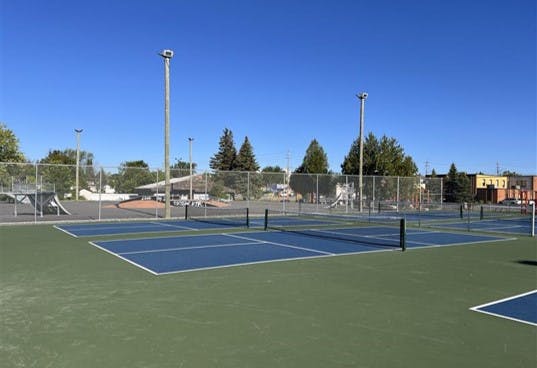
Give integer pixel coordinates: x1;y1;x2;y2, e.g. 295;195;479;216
469;290;537;327
118;241;264;255
150;221;199;231
53;224;79;238
89;241;159;275
223;233;334;255
57;221;201;238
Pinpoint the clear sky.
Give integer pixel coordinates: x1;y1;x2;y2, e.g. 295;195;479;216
1;0;536;175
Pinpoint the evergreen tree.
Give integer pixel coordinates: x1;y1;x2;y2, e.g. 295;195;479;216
210;128;237;171
261;166;283;173
235;136;259;172
444;163;472;202
289;139;330;203
297;139;329;174
341;132;417;176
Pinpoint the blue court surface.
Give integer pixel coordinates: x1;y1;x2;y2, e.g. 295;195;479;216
470;290;537;326
55;215;340;237
55;219;249;237
432;217;534;235
90;227;508;275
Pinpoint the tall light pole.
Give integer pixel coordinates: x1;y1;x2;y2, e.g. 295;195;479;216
188;137;194;202
357;92;368;212
75;128;83;201
159;49;173;218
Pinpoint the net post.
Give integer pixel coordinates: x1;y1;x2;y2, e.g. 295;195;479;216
531;202;535;237
264;209;268;231
400;218;406;251
246;208;250;228
480;206;484;220
185;204;189;220
459;204;463;219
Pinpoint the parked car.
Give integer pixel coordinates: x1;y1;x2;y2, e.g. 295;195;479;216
500;198;521;205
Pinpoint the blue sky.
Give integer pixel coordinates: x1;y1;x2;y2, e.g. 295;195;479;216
1;0;535;174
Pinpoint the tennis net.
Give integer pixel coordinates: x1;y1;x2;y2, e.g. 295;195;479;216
185;205;250;228
263;210;406;251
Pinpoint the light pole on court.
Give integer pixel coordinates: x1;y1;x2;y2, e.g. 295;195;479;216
356;92;368;213
188;137;194;202
75;128;83;201
159;49;174;218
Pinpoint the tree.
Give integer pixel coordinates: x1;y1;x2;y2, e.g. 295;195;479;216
0;123;26;162
296;139;329;174
289;139;331;203
235;136;259;172
171;159;197;177
444;163;472;203
232;136;262;199
210;128;237;171
262;166;284;173
501;170;520;177
341;133;417;176
39;150;77;197
37;149;98;197
109;160;156;193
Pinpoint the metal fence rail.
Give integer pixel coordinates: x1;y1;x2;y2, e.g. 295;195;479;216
0;162;443;224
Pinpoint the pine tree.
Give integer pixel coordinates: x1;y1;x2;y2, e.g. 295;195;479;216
235;136;259;172
289;139;330;203
297;139;329;174
341;132;417;176
443;163;471;202
210;128;237;171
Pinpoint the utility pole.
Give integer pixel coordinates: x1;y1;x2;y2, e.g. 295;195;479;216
159;49;174;218
357;92;368;212
425;161;430;176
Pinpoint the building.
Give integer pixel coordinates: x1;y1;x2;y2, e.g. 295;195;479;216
469;174;508;203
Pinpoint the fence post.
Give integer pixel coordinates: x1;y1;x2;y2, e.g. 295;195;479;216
316;174;319;211
34;163;38;223
155;169;159;219
98;167;102;221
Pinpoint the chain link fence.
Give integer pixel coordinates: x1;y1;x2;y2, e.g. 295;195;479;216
0;162;443;224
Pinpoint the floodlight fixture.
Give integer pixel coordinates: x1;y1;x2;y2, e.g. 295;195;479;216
159;49;174;59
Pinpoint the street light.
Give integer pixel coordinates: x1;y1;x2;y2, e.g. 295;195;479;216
356;92;368;212
159;49;174;218
74;128;83;201
188;138;194;202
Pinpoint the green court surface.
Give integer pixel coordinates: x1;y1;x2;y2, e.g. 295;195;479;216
1;224;536;367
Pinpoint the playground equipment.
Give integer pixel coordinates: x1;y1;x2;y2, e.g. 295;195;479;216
1;183;71;216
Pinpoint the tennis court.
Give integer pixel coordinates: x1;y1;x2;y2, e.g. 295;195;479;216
56;219;243;237
55;210;348;237
2;221;535;368
430;216;535;235
90;225;509;275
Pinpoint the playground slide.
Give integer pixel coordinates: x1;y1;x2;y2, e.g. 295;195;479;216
329;193;343;208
